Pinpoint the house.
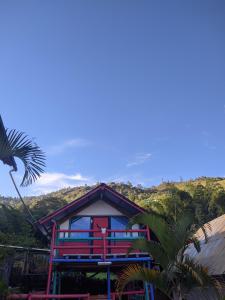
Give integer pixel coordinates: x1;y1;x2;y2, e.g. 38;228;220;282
35;183;155;300
185;214;225;300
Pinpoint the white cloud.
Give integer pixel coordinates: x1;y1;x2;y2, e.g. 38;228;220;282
32;172;93;195
126;153;152;167
47;138;90;155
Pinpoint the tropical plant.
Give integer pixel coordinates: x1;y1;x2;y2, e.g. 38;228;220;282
0;280;8;299
0;115;45;221
117;212;222;300
0;115;45;187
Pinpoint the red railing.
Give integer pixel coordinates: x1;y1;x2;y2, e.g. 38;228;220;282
9;294;90;300
9;290;145;300
54;228;149;259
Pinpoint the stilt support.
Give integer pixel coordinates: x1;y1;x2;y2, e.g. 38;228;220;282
107;266;111;300
147;261;154;300
149;283;154;300
53;271;57;294
58;272;61;294
144;281;150;300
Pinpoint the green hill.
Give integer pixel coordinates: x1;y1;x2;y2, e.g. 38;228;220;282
1;176;225;248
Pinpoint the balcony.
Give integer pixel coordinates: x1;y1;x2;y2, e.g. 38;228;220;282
51;226;151;262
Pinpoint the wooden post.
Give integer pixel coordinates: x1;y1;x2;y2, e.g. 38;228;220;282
148;261;154;300
46;221;57;294
58;272;61;295
146;227;151;241
107;266;111;300
144;262;149;300
103;229;106;260
53;271;57;294
144;281;149;300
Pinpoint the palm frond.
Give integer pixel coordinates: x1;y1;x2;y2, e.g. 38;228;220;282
173;212;199;256
0;128;45;186
198;222;211;244
147;201;167;217
116;264;171;298
174;212;194;237
0;118;15;162
178;256;223;297
188;236;201;253
130;213;176;257
178;261;205;286
130;239;169;269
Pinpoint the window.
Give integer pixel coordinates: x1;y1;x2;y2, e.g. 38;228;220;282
110;216;140;238
70;216;91;238
110;216;129;237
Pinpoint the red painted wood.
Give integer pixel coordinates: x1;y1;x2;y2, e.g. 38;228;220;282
92;217;108;255
46;222;56;294
58;241;90;256
110;240;132;254
109;229;148;254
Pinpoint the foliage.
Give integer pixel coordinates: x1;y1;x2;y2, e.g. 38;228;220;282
0;177;225;250
0;204;41;247
29;196;67;220
0;178;225;294
117;212;222;300
0;118;46;186
0;280;8;299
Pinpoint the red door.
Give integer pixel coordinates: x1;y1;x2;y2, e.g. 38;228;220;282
92;217;108;255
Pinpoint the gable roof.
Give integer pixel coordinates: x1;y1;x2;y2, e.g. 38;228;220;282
38;183;146;227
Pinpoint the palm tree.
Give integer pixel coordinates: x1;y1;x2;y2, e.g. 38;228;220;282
117;212;222;300
0;115;45;221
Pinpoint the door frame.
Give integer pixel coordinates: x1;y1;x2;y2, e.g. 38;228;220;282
92;216;109;255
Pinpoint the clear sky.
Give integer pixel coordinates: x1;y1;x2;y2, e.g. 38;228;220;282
1;0;225;196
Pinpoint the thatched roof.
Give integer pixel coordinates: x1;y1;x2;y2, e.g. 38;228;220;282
185;214;225;275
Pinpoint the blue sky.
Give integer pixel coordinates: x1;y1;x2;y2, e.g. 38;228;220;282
1;0;225;196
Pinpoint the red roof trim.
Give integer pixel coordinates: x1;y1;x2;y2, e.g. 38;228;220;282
38;183;145;225
38;184;102;224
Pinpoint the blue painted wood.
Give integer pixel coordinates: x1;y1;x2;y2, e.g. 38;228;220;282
150;284;154;300
106;237;145;240
107;266;111;300
52;271;57;294
147;261;155;300
144;281;149;300
52;257;152;263
58;237;102;241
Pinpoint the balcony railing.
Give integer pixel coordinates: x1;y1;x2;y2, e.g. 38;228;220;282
53;228;150;259
9;290;145;300
8;293;90;299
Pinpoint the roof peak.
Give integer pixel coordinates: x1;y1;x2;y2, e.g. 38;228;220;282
39;182;146;226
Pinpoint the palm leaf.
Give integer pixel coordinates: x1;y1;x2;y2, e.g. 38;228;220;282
116;264;171;298
188;236;201;253
0;117;17;168
0;125;45;186
130;239;169;269
197;221;211;244
173;212;197;255
130;213;178;260
177;257;223;298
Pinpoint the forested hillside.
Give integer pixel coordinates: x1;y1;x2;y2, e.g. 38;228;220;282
1;176;225;248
